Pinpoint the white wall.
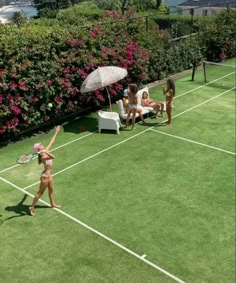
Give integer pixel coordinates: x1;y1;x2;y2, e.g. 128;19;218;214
178;6;233;16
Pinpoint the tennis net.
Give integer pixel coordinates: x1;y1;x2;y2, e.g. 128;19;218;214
202;60;236;90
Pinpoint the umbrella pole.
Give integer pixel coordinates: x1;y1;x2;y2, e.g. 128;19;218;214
106;87;112;111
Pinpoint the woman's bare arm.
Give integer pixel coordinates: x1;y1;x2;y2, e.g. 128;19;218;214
40;151;55;161
45;126;61;151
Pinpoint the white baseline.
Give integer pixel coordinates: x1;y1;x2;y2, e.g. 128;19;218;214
0;176;186;283
150;129;235;156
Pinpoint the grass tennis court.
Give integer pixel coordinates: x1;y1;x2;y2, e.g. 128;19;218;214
0;59;235;283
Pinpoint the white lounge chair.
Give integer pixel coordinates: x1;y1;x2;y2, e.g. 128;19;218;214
98;110;121;134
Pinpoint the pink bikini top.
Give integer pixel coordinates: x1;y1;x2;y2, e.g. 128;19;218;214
45;159;53;166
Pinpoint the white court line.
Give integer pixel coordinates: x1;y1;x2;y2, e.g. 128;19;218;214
169;87;235;121
0;132;94;174
23;86;235;190
1;71;234;175
150;129;235;156
0;176;186;283
23;128;152;190
174;71;235;100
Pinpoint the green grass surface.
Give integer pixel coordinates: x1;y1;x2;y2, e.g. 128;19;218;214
0;59;235;283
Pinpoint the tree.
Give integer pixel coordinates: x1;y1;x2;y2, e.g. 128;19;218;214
33;0;79;11
93;0;162;13
10;11;27;27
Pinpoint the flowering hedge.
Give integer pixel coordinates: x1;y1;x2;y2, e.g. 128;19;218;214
199;10;236;62
0;9;234;141
0;15;150;139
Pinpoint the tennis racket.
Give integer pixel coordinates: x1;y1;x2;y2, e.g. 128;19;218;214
16;153;38;164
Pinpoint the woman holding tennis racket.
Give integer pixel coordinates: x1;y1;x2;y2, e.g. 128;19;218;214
29;126;61;216
162;79;175;125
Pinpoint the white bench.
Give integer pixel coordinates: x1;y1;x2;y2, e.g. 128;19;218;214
116;86;163;121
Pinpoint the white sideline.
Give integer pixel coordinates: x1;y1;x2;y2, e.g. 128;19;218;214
169;87;235;121
0;176;186;283
23;86;235;190
0;132;94;174
150;129;235;156
1;71;234;175
174;71;235;100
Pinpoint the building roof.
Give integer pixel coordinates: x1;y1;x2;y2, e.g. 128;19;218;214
164;0;186;7
178;0;236;8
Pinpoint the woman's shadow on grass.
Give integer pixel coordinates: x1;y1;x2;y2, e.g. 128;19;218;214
2;194;48;223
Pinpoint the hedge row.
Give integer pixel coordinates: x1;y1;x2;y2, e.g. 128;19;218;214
0;9;235;141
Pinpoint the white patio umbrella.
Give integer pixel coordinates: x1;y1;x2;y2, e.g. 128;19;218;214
80;66;128;111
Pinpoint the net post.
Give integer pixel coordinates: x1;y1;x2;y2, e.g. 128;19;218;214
191;61;196;81
203;61;207;83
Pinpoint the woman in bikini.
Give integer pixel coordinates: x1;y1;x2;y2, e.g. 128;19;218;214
141;91;164;118
162;79;175;125
125;84;146;130
123;88;146;127
29;126;61;216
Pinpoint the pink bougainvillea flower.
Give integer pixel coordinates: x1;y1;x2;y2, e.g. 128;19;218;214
19;81;28;91
35;83;43;89
97;94;104;101
77;39;84;46
61;80;70;88
44;116;50;122
91;32;98;39
7;96;14;102
220;53;226;60
54;96;63;103
28;96;39;104
110;89;117;95
0;70;5;78
0;126;6;134
10;83;18;89
47;80;53;86
6;117;19;128
10;72;17;78
67;38;76;47
77;69;88;78
9;105;21;115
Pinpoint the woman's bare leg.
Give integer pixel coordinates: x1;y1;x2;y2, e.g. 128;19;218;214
160;103;164;116
30;181;47;216
155;104;160;118
166;105;171;125
126;109;131;128
138;110;147;125
131;109;136;129
48;179;61;208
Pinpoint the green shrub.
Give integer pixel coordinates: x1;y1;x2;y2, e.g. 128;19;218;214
199;10;236;61
56;2;104;24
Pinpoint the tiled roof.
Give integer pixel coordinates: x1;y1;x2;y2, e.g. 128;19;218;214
164;0;186;7
178;0;236;8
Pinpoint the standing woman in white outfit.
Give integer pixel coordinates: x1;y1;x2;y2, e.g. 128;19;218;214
29;126;61;216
